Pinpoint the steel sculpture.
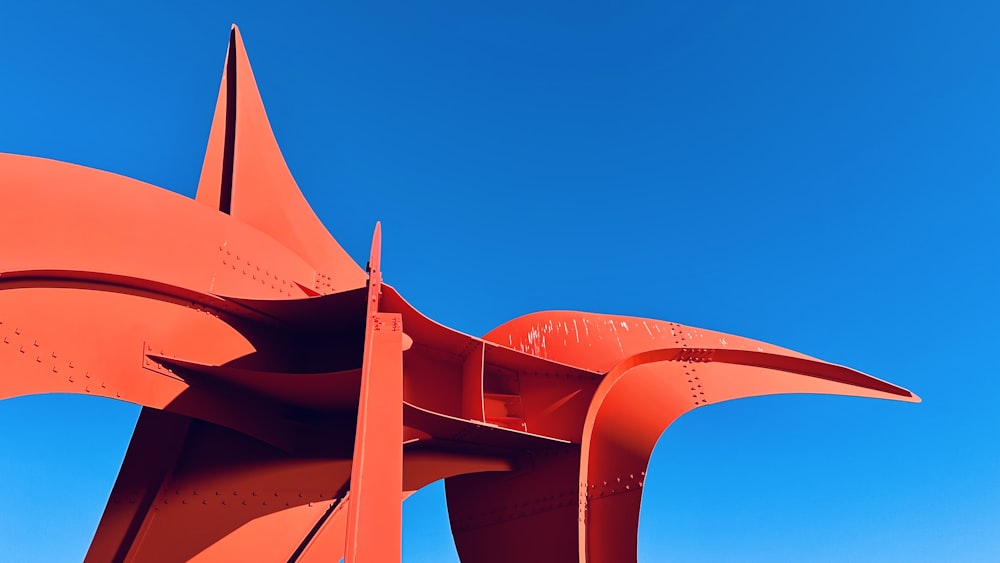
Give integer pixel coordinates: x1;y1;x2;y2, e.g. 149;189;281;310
0;26;918;563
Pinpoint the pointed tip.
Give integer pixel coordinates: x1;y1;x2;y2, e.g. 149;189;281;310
195;25;368;289
228;25;241;52
368;222;383;276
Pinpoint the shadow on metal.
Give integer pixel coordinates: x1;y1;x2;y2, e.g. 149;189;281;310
0;25;918;563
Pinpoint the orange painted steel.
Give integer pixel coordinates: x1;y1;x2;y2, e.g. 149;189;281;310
0;26;918;563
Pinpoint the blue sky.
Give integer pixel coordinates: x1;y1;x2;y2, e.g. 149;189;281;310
1;1;998;561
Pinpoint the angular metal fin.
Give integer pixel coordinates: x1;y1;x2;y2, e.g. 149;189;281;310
196;25;366;291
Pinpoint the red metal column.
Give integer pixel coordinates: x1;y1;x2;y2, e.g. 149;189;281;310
345;224;404;563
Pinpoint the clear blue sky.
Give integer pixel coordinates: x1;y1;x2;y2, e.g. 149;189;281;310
1;2;998;561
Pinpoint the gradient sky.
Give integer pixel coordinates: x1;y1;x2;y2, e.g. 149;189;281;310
1;2;998;561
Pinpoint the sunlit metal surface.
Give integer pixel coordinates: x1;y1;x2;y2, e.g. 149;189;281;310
0;26;917;563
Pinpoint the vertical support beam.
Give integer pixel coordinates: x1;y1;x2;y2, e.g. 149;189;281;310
462;341;485;422
86;408;191;563
345;223;403;563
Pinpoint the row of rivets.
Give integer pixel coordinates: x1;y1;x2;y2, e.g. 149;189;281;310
450;488;577;533
585;471;646;500
219;244;299;295
1;322;117;397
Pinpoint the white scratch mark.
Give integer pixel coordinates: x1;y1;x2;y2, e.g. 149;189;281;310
573;319;580;343
642;321;653;338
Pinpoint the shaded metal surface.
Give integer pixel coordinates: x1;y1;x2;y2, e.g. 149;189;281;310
0;26;918;562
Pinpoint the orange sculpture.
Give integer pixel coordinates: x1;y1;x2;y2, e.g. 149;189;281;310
0;27;918;562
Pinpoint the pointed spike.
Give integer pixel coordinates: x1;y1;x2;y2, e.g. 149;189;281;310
196;27;367;291
367;221;382;277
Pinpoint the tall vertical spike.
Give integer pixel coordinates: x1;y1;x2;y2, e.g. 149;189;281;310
196;25;367;291
344;222;403;563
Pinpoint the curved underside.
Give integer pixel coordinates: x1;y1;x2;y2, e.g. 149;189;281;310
440;312;919;563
